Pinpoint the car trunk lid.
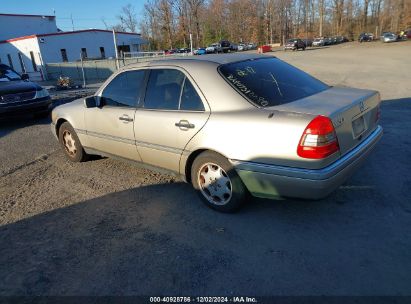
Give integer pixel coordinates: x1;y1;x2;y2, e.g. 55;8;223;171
269;86;381;156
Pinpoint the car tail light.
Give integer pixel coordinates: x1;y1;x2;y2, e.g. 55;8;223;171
297;115;340;159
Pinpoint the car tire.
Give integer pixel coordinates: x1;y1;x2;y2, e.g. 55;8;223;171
58;122;88;162
191;151;247;212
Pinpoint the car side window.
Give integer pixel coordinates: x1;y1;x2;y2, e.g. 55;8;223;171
101;70;145;108
144;69;185;110
180;78;205;111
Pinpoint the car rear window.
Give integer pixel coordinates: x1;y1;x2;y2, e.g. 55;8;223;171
218;57;329;107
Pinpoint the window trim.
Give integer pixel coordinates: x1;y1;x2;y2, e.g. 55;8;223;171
142;68;206;112
217;57;328;109
100;69;148;109
96;66;210;112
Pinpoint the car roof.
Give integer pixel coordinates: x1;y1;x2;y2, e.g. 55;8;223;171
121;53;273;70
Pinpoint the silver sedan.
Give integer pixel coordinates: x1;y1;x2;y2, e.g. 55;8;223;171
51;54;382;212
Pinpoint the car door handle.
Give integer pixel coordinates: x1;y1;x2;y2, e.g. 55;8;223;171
119;115;133;122
175;120;195;129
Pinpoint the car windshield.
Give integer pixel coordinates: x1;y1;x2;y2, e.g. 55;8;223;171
287;39;297;43
0;68;21;82
218;57;329;108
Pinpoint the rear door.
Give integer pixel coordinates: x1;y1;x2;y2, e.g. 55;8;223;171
133;68;210;172
85;70;146;161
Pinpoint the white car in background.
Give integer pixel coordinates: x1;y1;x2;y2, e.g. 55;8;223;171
206;43;222;54
312;37;325;46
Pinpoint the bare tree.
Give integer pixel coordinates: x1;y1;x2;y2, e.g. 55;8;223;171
117;3;139;33
137;0;409;50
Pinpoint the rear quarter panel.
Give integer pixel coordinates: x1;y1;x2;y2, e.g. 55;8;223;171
184;108;340;170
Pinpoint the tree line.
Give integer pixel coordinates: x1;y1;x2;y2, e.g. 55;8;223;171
107;0;411;50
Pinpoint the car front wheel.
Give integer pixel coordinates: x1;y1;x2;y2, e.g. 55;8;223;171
58;122;88;162
191;151;247;212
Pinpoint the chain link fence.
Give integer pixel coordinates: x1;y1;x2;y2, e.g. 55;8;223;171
45;53;191;83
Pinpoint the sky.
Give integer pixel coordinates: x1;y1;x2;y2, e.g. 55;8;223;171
1;0;146;31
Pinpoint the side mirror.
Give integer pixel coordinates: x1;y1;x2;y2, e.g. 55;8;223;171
84;96;97;108
21;73;29;81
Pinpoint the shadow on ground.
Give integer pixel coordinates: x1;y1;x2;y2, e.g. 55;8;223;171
0;115;51;139
0;98;410;296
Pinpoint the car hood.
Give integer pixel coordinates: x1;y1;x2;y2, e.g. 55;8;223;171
0;80;41;95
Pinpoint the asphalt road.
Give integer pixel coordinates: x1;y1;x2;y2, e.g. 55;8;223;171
0;41;410;297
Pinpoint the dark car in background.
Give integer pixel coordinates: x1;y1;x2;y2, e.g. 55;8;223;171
359;33;373;42
219;40;231;53
284;38;306;51
302;38;313;47
0;64;51;118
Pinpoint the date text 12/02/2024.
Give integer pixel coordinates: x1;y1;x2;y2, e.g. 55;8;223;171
149;296;258;303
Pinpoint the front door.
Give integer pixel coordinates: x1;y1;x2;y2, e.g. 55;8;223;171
85;70;146;161
134;68;209;172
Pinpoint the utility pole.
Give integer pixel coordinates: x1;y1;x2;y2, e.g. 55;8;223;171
71;14;75;31
80;52;86;88
112;30;119;70
190;33;193;54
305;0;309;43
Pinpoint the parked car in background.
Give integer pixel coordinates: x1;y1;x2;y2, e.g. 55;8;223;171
338;36;349;43
164;49;177;55
194;48;206;55
206;43;222;54
230;43;238;52
406;29;411;39
302;38;313;47
284;38;306;51
237;43;246;51
220;40;232;53
178;48;191;53
0;64;51;118
247;43;257;50
312;37;325;46
359;33;373;42
380;32;397;43
51;54;382;212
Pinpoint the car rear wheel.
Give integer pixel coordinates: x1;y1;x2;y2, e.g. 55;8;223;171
191;151;247;212
58;122;88;162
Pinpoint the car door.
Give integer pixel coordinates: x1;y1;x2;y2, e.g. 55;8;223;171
133;68;210;172
85;69;146;161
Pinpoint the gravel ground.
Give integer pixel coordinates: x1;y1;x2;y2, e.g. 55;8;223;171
0;41;410;297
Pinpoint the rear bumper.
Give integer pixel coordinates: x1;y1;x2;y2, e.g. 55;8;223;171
231;125;383;200
0;97;52;116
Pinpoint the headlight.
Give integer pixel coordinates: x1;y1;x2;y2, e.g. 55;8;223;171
35;88;49;99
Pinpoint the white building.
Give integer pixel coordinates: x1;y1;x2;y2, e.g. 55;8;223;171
0;13;147;80
0;13;59;41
